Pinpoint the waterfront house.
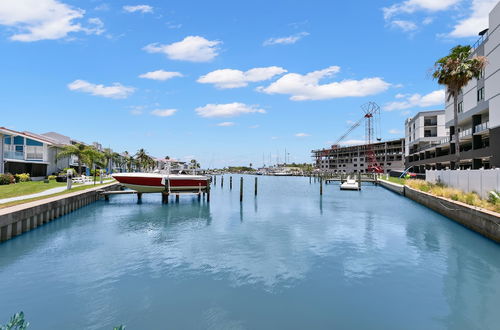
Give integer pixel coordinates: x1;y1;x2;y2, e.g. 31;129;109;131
1;127;55;178
42;131;89;175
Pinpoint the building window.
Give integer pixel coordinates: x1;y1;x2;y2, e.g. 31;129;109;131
477;87;485;102
458;101;463;113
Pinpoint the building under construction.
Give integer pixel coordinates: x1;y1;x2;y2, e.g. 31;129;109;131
311;102;405;173
312;139;405;173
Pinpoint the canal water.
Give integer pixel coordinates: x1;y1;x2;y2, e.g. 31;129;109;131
1;175;499;329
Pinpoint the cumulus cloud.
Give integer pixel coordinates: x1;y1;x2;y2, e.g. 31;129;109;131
295;133;310;137
389;129;403;134
0;0;104;42
391;20;418;31
123;5;153;13
217;121;235;127
448;0;497;37
151;109;177;117
139;70;183;81
143;36;221;62
384;89;444;111
195;103;266;118
383;0;460;20
197;66;287;89
257;66;390;101
263;32;309;46
68;79;135;99
341;139;366;146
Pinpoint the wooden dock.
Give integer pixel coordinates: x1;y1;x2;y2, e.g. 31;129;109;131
98;186;210;203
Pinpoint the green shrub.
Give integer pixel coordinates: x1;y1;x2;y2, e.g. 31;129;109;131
488;191;499;204
0;311;29;330
450;194;459;201
0;173;15;185
48;175;57;180
14;173;31;183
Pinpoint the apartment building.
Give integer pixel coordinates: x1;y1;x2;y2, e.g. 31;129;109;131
312;138;405;174
405;110;449;173
444;2;500;169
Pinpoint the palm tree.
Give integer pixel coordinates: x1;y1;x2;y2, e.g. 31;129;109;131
432;45;486;169
84;147;105;184
103;148;120;174
56;143;88;175
123;151;135;172
189;159;200;170
135;148;154;171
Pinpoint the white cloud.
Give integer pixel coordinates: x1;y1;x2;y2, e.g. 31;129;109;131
341;139;366;146
249;125;260;128
68;79;135;99
130;109;142;115
195;103;266;118
151;109;177;117
384;89;444;111
139;70;183;81
383;0;460;20
0;0;104;42
391;20;418;31
263;32;309;46
257;66;390;101
448;0;497;37
123;5;153;13
389;129;403;134
217;121;235;127
197;66;287;89
143;36;221;62
295;133;310;137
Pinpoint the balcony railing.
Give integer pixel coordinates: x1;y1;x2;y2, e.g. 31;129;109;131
4;151;24;160
424;120;437;126
474;121;489;133
439;137;450;145
459;128;472;138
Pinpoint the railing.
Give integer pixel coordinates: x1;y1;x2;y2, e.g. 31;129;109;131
4;151;24;160
472;32;488;51
424;120;437;126
459;128;472;138
474;121;489;133
26;152;44;160
439;137;450;145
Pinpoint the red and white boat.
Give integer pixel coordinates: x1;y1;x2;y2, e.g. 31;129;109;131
112;172;210;193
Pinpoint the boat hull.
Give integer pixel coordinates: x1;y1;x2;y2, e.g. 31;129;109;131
112;173;209;193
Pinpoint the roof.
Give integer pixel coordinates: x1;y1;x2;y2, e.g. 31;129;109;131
0;127;56;145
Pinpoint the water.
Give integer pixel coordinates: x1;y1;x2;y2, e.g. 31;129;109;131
1;175;499;329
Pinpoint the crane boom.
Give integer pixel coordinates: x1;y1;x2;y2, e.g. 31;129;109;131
334;117;363;146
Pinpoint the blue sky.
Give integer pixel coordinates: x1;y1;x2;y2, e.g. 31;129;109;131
0;0;497;168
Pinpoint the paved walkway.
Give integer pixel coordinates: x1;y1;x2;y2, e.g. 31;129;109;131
0;180;114;204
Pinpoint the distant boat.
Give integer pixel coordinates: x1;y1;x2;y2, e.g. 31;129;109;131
340;177;360;191
112;172;209;193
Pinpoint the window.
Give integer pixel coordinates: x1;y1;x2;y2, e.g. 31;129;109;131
477;87;485;102
458;101;463;113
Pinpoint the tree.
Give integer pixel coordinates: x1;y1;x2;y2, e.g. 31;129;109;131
432;45;486;169
103;148;120;174
84;147;105;184
56;143;88;175
135;148;154;171
189;159;200;170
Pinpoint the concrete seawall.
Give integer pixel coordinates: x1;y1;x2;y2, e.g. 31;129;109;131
378;180;405;195
378;179;500;243
0;183;120;243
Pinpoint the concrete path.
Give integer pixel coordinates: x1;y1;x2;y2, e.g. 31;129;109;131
0;180;114;204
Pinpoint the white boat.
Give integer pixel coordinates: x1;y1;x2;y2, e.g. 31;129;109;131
340;177;360;190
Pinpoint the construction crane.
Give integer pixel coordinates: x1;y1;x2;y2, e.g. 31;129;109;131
331;102;383;173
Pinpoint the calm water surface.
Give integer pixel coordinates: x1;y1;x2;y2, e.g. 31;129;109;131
1;175;499;329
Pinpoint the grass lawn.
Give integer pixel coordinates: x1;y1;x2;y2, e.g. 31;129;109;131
0;180;72;199
384;176;407;185
0;181;116;209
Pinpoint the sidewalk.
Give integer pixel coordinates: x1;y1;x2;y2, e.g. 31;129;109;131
0;180;114;204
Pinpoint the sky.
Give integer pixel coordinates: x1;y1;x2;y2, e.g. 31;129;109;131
0;0;498;168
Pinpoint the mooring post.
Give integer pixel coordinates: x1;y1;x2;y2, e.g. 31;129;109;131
358;171;362;189
254;177;258;196
230;176;233;190
309;176;311;184
221;176;224;188
207;185;211;202
162;191;169;204
104;194;109;201
240;177;243;202
175;194;180;203
320;177;323;195
137;192;142;202
214;176;217;185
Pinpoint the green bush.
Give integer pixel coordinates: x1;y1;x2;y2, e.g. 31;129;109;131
48;175;57;180
14;173;31;183
0;173;15;185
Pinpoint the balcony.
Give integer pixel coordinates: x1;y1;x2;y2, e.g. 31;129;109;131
439;137;450;145
424;120;437;126
459;128;472;139
474;121;489;134
4;151;24;160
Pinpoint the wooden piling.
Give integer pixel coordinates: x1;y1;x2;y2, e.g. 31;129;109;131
240;177;243;202
162;191;169;204
254;177;258;196
221;176;224;188
175;194;180;202
137;193;142;201
230;176;232;190
320;177;323;195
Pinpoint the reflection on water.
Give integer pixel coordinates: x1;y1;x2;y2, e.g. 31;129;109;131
0;175;499;330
